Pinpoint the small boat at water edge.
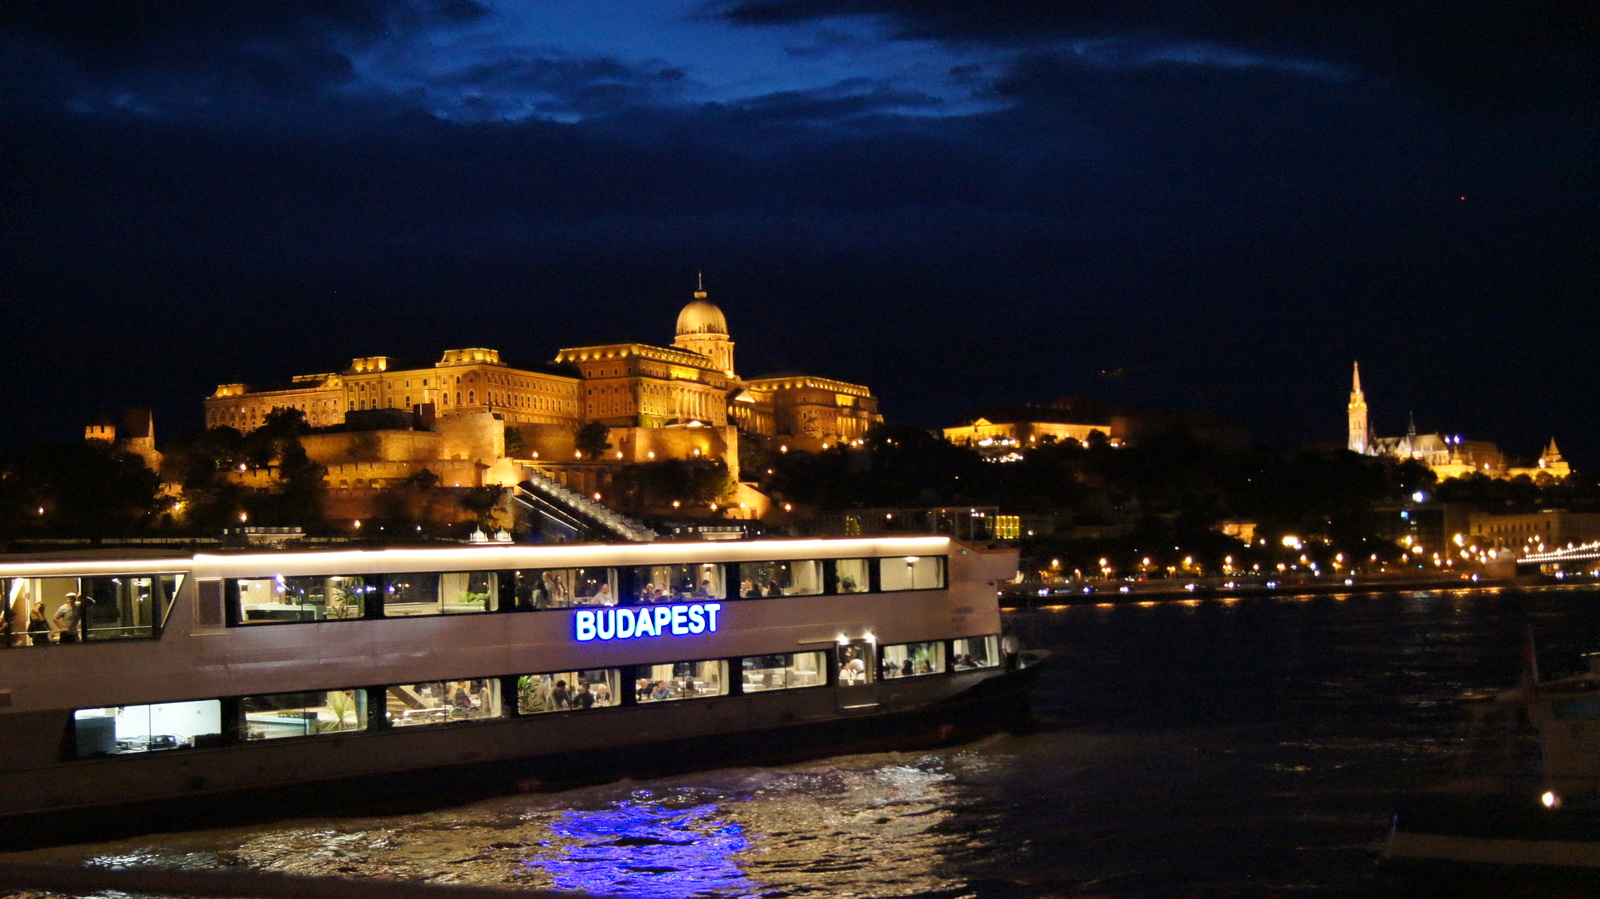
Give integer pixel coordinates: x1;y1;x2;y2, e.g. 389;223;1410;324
1384;643;1600;891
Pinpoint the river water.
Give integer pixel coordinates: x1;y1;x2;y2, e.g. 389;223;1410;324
11;583;1600;897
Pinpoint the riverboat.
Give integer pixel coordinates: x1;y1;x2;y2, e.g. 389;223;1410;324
1385;646;1600;885
0;536;1036;847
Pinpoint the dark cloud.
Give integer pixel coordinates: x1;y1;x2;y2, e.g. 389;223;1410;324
1;1;1597;462
720;0;1600;107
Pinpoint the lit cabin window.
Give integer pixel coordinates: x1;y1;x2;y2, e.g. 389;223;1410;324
233;575;365;623
737;561;823;598
952;636;1001;670
633;660;727;703
382;571;497;617
512;568;616;610
73;700;222;757
517;669;620;713
881;641;945;677
830;559;870;594
741;652;827;692
387;679;499;726
242;690;365;740
627;563;724;604
877;556;945;591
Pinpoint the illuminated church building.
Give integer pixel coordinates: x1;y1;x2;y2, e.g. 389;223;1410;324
203;284;881;498
1346;362;1568;482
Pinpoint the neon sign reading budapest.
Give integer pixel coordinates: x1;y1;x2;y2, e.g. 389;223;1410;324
574;603;722;642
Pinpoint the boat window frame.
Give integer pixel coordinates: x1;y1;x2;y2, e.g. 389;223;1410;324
4;572;182;645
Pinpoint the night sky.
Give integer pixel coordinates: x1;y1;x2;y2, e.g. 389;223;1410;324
4;2;1597;464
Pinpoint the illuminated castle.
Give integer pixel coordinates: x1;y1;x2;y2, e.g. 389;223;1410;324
202;282;881;504
1347;362;1567;482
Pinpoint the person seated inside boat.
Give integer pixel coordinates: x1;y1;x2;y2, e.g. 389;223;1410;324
742;580;761;598
592;583;615;606
573;680;595;710
765;581;783;597
918;659;933;674
592;680;612;705
650;680;672;702
694;579;713;599
550;679;571;710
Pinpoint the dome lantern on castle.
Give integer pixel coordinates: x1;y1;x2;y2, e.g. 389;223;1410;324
675;273;728;337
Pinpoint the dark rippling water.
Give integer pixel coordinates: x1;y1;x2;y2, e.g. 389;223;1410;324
12;584;1600;897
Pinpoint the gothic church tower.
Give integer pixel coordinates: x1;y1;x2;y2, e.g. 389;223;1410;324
1348;362;1370;454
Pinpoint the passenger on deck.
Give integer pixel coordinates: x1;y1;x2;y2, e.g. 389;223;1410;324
53;593;88;644
27;602;48;645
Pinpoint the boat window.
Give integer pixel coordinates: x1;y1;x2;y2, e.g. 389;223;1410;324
72;700;222;758
517;669;620;713
242;690;366;740
633;659;728;703
837;641;873;684
741;652;827;692
736;561;823;598
512;568;617;610
831;559;870;594
234;575;366;624
628;564;724;604
952;636;1000;670
881;641;945;678
386;679;499;726
382;571;497;617
5;574;178;644
877;556;946;592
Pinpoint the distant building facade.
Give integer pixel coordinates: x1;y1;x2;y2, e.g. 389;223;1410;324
1346;362;1568;481
945;396;1248;459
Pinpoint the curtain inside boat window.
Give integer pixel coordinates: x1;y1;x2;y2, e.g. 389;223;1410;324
877;555;946;592
880;641;945;678
952;635;1001;670
740;652;828;691
386;679;500;726
517;669;621;713
736;561;823;598
232;575;368;624
512;568;618;610
72;700;223;758
627;563;725;604
241;690;367;740
632;659;728;703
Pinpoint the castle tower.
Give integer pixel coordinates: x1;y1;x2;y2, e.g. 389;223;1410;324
85;413;116;444
672;275;736;378
1538;438;1571;478
1347;362;1369;454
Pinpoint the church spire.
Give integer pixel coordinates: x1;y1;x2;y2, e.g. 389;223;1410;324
695;271;707;300
1347;361;1369;455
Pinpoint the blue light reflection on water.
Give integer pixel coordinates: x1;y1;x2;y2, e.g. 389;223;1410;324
530;791;756;898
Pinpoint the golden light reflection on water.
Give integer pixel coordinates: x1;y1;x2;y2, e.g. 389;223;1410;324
12;753;985;899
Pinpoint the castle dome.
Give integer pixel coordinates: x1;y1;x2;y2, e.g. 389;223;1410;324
675;281;728;337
